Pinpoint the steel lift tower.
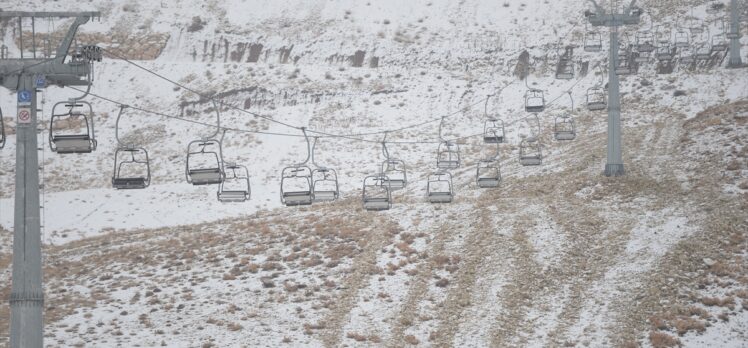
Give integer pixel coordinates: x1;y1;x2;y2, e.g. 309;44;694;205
585;0;642;177
727;0;744;68
0;11;100;348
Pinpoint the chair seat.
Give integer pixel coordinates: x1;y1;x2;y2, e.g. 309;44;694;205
218;190;249;202
526;105;545;113
428;192;453;203
283;191;312;206
437;160;459;169
483;135;504;144
53;135;93;153
520;156;542;166
383;179;406;190
189;169;223;185
363;198;390;211
555;132;576;141
587;102;606;111
477;178;500;188
313;191;337;202
112;177;148;189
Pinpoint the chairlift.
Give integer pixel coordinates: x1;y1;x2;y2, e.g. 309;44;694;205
436;117;460;169
381;159;407;190
656;45;674;61
362;174;392;211
584;24;603;52
524;89;545;113
427;172;453;204
476;145;501;188
633;48;651;63
437;141;460;169
555;45;575;80
483;119;506;143
554;92;576;141
679;46;696;64
616;44;635;75
310;137;339;202
280;127;314;206
186;100;225;185
49;100;97;153
655;26;672;46
586;87;606;111
519;137;543;166
186;139;225;185
218;162;251;202
380;134;407;190
706;0;725;14
711;32;728;52
635;30;656;53
694;42;713;60
0;107;5;149
555;116;576;141
674;27;690;48
312;167;338;202
112;105;151;189
482;90;506;144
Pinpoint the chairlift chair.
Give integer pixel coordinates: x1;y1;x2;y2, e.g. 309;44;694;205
437;141;460;169
694;41;713;60
381;159;407;190
554;92;576;141
112;147;151;189
186;139;225;185
679;46;696;64
524;89;545;113
312;167;339;202
706;0;725;14
185;99;225;185
483;118;505;144
711;33;728;52
616;47;635;75
111;105;151;189
554;116;576;141
656;45;674;61
427;172;453;204
379;136;407;190
584;29;603;52
519;137;543;166
476;159;501;188
674;28;690;48
217;163;251;202
586;87;607;111
49;100;97;153
635;30;656;53
309;137;340;202
362;174;392;211
555;46;575;80
634;47;652;63
280;166;313;206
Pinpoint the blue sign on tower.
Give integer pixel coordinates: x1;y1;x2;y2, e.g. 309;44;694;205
18;90;32;105
35;75;46;88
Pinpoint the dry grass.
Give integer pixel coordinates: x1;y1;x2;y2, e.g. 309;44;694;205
649;331;680;348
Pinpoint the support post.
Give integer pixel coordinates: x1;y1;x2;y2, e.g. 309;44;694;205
605;29;625;176
10;75;44;348
727;0;743;68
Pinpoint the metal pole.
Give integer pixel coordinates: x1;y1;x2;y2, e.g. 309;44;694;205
605;28;625;176
10;75;44;348
727;0;743;68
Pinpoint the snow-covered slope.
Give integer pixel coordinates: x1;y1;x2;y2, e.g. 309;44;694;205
0;0;746;347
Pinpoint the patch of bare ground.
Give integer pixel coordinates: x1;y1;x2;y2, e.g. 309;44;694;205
610;100;748;345
386;217;456;348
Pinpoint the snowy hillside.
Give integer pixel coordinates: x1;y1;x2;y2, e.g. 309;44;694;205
0;0;747;347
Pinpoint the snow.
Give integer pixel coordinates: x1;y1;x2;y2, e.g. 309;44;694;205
0;0;746;347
